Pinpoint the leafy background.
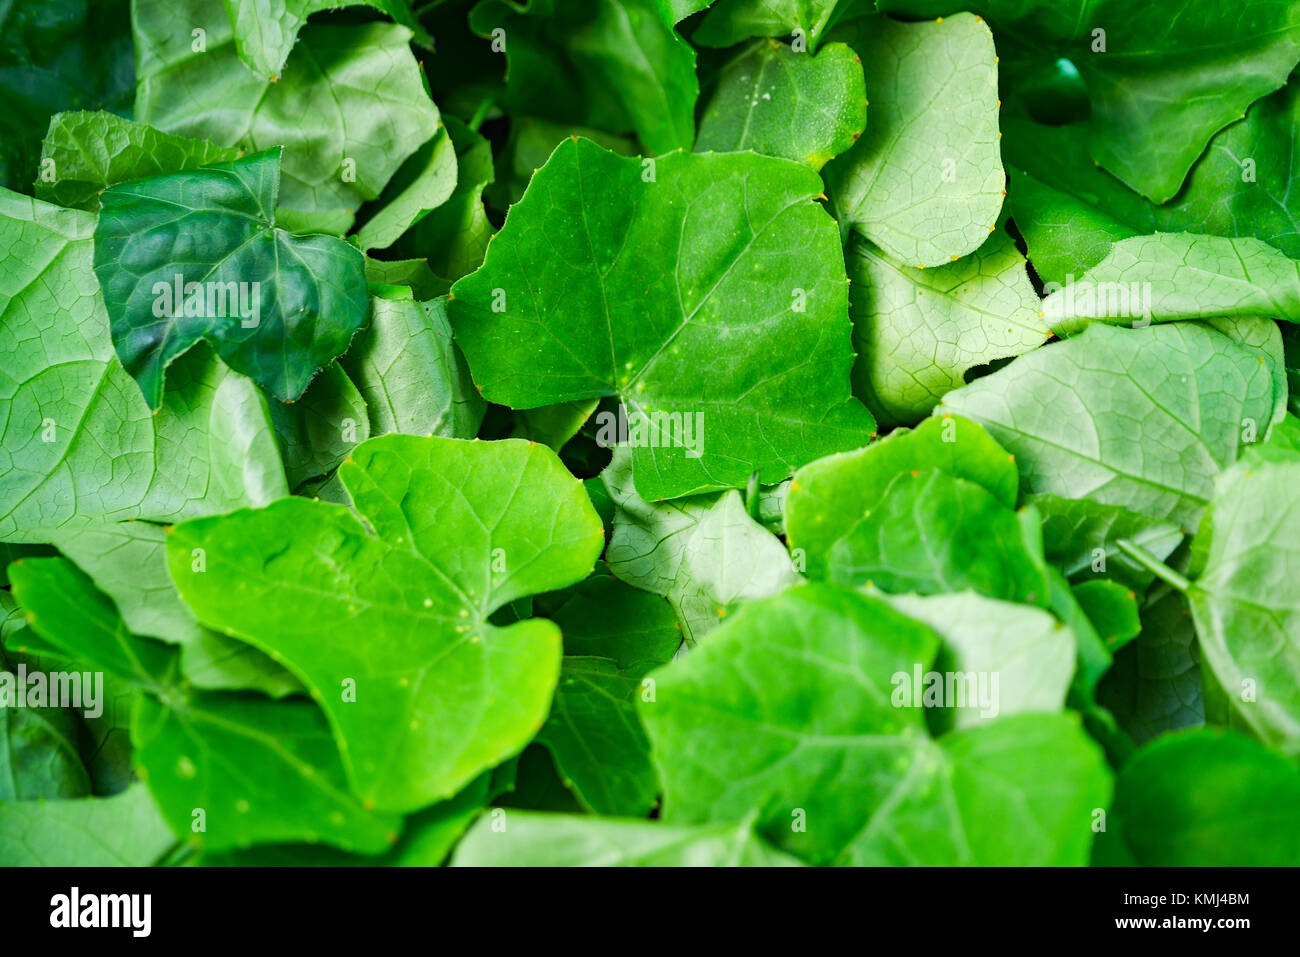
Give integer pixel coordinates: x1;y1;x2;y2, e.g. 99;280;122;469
3;0;1300;867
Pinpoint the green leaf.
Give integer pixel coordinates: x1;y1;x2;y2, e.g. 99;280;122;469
1184;454;1300;754
1042;233;1300;335
268;362;370;490
535;656;659;816
450;137;874;500
786;414;1018;579
0;783;175;866
132;691;401;854
883;591;1075;731
93;149;370;408
341;292;485;439
511;400;601;451
601;449;799;644
826;470;1050;607
222;0;430;81
825;13;1004;267
1032;493;1185;593
939;323;1281;529
847;230;1047;425
641;583;1111;864
135;1;440;230
354;127;458;253
168;435;605;812
46;523;299;696
1071;579;1140;654
1098;586;1205;746
692;0;849;52
0;676;92;801
1096;728;1300;866
695;39;866;170
469;0;699;154
485;117;635;211
393;117;495;281
0;192;288;543
37;111;239;212
452;810;805;865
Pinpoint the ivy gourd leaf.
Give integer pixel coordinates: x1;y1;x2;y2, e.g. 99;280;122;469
1003;85;1300;284
825;13;1004;267
0;782;175;866
47;523;299;696
341;291;485;440
1;192;288;542
601;448;799;644
882;591;1075;731
135;0;439;230
0;660;92;801
452;810;804;866
485;117;635;211
692;0;854;52
167;434;605;812
1042;233;1300;335
450;137;874;500
10;557;399;854
393;117;496;282
640;584;1111;865
786;414;1017;579
93;149;369;408
37;111;239;212
469;0;699;155
221;0;430;81
1032;494;1184;593
268;362;370;491
535;656;659;816
695;39;866;170
1094;728;1300;866
354;125;458;252
848;230;1047;425
1072;580;1140;655
883;0;1300;203
511;400;601;452
1166;454;1300;755
826;470;1051;607
939;323;1281;529
1098;586;1204;747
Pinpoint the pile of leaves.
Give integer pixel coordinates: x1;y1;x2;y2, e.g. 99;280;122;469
3;0;1300;868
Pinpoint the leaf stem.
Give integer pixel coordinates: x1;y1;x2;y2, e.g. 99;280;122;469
745;471;761;522
467;96;495;133
1116;539;1191;593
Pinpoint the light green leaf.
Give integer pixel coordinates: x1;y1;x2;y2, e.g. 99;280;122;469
341;292;485;439
939;323;1280;529
848;230;1047;425
47;523;299;696
511;400;600;451
641;584;1111;864
883;591;1075;730
0;669;91;801
136;0;439;230
355;125;458;252
786;415;1018;579
0;783;175;866
825;13;1004;267
37;111;239;211
1032;493;1185;593
93;150;370;407
452;810;804;865
695;39;865;170
602;449;798;644
222;0;430;81
168;435;605;812
0;192;288;543
1071;579;1140;654
693;0;847;52
1042;233;1300;335
1095;728;1300;866
827;470;1050;607
450;137;874;500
